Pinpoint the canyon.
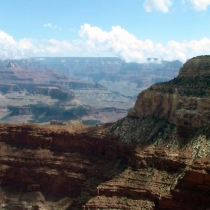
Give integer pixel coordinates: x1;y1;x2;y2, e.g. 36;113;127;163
0;60;131;125
1;55;210;209
0;58;182;125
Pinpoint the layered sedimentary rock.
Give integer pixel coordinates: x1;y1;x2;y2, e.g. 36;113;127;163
178;55;210;77
1;119;210;209
0;123;132;209
0;58;182;106
0;56;210;209
128;56;210;137
0;61;135;124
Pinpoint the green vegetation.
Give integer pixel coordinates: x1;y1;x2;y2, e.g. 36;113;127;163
150;75;210;97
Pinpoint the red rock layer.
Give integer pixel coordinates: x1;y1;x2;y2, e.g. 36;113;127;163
0;122;210;209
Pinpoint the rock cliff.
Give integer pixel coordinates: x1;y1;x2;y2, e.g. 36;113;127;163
178;55;210;77
128;55;210;138
0;56;210;209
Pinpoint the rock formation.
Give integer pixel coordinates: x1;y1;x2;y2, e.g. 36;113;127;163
178;55;210;77
0;60;135;124
0;55;210;209
128;55;210;138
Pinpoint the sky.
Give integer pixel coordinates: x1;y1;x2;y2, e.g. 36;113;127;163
0;0;210;63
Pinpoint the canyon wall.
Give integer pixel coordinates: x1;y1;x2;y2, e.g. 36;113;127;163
0;56;210;209
128;56;210;140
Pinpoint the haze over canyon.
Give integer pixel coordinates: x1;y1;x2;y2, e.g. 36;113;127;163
0;57;182;125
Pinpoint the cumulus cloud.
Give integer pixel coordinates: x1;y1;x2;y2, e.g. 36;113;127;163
143;0;173;12
0;30;21;58
0;25;210;63
189;0;210;10
78;24;210;62
79;24;156;62
0;30;80;59
167;38;210;60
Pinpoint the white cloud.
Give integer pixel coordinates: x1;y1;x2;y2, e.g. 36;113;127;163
143;0;210;12
167;37;210;60
43;23;61;30
78;24;210;62
0;30;20;59
143;0;173;12
189;0;210;10
78;24;158;62
43;23;52;27
0;31;79;59
0;25;210;63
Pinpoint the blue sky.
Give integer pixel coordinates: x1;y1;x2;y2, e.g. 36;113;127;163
0;0;210;62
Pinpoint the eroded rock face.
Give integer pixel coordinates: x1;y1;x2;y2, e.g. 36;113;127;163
0;123;132;209
128;90;179;121
1;56;210;209
0;61;135;124
0;118;210;209
178;55;210;77
128;56;210;137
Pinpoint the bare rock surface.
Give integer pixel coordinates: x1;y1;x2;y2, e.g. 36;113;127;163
0;118;210;209
128;56;210;142
0;56;210;209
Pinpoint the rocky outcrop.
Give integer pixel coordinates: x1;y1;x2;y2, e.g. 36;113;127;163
0;123;133;209
128;56;210;139
31;86;75;100
0;84;21;93
178;55;210;77
7;61;18;68
1;120;210;209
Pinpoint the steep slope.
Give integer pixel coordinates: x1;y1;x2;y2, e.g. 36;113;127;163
128;55;210;138
0;55;210;210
